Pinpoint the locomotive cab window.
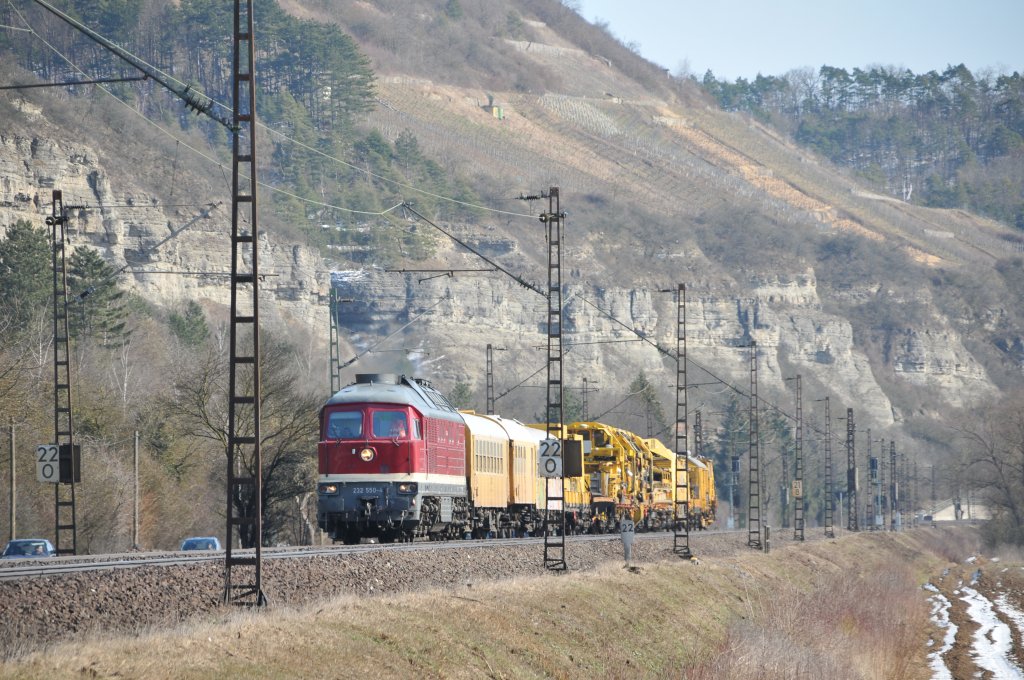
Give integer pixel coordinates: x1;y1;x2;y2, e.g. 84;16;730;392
373;411;409;439
326;411;363;439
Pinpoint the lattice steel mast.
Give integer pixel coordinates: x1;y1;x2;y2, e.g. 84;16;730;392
223;0;265;606
541;188;566;571
486;343;495;415
846;408;858;532
673;283;692;558
822;397;834;538
793;375;804;541
49;191;77;555
747;342;761;549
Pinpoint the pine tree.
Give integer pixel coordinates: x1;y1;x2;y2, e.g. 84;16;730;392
67;247;129;346
168;300;209;347
0;220;52;327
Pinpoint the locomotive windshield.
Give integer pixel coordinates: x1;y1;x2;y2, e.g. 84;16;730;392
326;410;363;439
373;411;409;439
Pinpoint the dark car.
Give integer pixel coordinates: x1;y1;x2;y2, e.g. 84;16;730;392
1;539;56;559
180;537;221;551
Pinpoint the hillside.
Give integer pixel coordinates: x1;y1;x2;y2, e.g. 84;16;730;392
308;4;1023;442
1;0;1022;540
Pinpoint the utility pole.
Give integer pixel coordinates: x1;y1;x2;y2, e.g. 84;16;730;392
821;397;834;538
694;409;704;458
793;375;804;541
486;344;495;415
328;287;341;396
731;454;740;530
900;451;908;527
8;419;14;541
913;458;921;528
133;430;139;549
581;377;589;421
541;188;567;571
747;342;762;549
864;428;873;530
879;438;887;531
846;408;858;532
931;464;937;520
890;441;899;530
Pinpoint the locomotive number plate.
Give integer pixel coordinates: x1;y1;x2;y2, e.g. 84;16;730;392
350;487;382;495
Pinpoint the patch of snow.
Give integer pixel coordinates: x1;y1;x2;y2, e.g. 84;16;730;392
966;556;977;564
960;586;1024;678
927;585;956;680
995;592;1024;647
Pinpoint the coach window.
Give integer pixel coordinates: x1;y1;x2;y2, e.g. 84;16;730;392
412;418;423;439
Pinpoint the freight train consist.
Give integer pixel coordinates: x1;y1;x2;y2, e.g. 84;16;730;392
317;374;716;543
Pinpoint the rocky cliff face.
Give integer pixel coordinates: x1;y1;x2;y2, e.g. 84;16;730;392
0;100;330;334
330;235;997;430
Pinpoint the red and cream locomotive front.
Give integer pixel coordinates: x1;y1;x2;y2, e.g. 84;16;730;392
317;374;466;543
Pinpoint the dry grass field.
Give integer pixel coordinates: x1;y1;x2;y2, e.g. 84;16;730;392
0;528;981;679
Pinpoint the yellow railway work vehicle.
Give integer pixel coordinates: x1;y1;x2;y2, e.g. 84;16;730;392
642;436;678;508
688;454;717;528
565;421;648;530
644;437;717;529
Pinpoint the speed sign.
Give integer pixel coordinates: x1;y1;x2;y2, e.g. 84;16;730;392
538;438;562;478
36;444;59;483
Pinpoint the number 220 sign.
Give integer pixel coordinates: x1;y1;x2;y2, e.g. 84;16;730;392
538;439;562;478
36;445;59;483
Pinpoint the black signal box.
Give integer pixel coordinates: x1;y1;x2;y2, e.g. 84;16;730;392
562;439;583;477
59;443;81;484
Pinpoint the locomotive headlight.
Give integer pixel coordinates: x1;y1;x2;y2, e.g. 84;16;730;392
397;482;418;494
318;483;339;495
359;448;375;462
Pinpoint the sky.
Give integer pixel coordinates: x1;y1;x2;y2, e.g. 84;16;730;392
575;0;1023;82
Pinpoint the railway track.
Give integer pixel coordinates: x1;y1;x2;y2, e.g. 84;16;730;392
0;530;728;582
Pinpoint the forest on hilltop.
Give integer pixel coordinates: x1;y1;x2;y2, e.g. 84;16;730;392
701;65;1024;229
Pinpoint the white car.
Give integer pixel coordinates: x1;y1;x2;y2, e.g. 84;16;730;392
1;538;56;559
180;536;221;551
